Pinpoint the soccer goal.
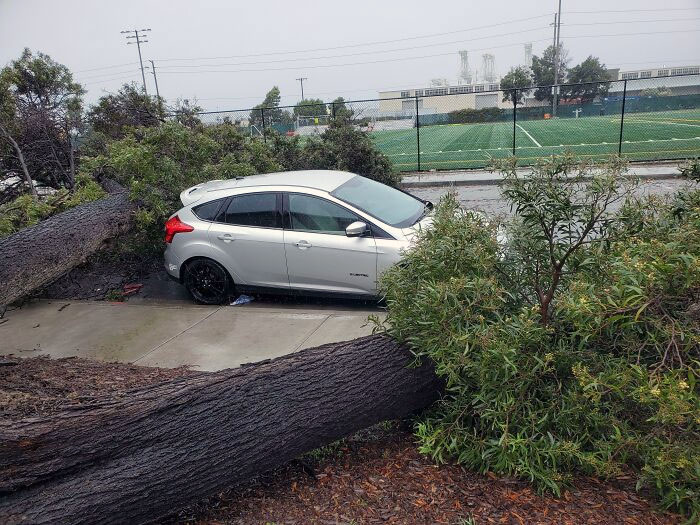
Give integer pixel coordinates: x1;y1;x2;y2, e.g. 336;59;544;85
295;114;331;135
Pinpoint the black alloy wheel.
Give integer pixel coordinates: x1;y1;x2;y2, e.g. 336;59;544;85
184;259;229;305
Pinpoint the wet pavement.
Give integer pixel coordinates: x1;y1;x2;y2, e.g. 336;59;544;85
410;177;688;216
0;300;382;371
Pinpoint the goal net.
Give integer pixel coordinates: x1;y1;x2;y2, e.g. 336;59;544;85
295;114;331;135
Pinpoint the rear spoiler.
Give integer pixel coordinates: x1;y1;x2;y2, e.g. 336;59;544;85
179;179;228;206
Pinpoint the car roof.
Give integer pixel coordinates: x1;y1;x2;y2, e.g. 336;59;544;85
205;170;356;194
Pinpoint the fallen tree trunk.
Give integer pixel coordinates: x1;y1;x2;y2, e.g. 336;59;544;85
0;334;442;524
0;189;135;308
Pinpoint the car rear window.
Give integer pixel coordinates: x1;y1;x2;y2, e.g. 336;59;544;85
192;199;225;221
220;193;279;228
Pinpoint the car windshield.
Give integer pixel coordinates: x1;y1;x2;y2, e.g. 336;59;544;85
330;175;425;228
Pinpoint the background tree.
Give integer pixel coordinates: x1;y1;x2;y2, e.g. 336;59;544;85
249;86;285;128
500;66;533;105
292;98;327;119
170;98;203;129
0;71;36;199
87;83;164;142
563;56;610;103
531;44;569;103
330;97;354;119
0;48;84;190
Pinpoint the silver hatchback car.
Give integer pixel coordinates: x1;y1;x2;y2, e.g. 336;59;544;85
164;170;433;304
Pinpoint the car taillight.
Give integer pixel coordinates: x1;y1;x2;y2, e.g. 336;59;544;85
164;215;194;243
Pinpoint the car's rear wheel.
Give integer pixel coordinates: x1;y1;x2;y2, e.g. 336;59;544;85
184;258;230;305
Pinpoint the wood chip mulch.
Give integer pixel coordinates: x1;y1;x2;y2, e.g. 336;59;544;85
0;354;197;419
169;428;679;525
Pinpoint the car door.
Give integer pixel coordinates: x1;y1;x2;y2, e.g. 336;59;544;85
206;192;289;289
283;192;377;295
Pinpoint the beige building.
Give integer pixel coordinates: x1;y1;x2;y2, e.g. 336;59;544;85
378;83;508;114
378;65;700;114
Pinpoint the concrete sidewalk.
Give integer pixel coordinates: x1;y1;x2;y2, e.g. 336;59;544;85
400;163;682;188
0;300;381;371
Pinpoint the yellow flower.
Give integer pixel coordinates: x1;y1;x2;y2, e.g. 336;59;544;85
678;380;689;390
650;388;661;397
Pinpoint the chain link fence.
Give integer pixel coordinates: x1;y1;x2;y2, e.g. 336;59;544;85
194;74;700;172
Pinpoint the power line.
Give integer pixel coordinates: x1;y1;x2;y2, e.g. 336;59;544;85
157;39;553;76
75;61;139;73
154;28;700;77
155;13;554;63
82;73;141;86
564;17;700;27
565;7;700;14
155;25;551;71
78;68;142;81
121;28;151;94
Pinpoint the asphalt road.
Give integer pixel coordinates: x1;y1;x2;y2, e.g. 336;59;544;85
409;177;688;216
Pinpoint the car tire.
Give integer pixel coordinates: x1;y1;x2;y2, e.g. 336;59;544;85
184;258;230;305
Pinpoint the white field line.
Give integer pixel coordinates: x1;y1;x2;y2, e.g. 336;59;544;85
631;118;700;128
383;136;700;157
515;123;542;147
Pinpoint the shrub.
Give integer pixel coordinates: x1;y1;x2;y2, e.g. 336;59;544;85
679;157;699;181
448;107;504;124
0;174;105;239
270;117;400;186
376;156;700;519
80;121;281;253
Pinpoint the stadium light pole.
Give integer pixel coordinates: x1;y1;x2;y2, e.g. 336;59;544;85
122;29;151;95
296;77;308;101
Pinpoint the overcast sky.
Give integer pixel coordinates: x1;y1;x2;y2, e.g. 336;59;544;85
1;0;698;111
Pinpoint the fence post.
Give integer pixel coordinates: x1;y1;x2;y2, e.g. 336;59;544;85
618;80;627;156
512;89;517;156
260;107;266;143
415;95;421;172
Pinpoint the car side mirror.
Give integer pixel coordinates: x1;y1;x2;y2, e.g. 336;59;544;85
345;221;368;237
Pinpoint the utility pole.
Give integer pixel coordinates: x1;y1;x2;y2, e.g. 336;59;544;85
121;29;151;95
148;60;161;100
296;77;307;101
552;0;562;117
147;60;163;113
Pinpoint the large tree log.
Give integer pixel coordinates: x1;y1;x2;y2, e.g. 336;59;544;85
0;334;441;524
0;190;135;307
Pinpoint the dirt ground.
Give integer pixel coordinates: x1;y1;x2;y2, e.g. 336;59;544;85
39;252;162;301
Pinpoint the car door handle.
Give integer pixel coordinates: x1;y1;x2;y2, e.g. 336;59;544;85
295;240;312;249
217;234;234;243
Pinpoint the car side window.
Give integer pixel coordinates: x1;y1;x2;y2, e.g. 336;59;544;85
221;193;279;228
192;198;225;221
288;194;359;235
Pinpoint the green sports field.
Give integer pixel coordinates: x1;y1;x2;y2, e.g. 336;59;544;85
370;109;700;171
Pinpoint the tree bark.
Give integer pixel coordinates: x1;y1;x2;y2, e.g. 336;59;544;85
0;334;442;524
0;190;135;308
